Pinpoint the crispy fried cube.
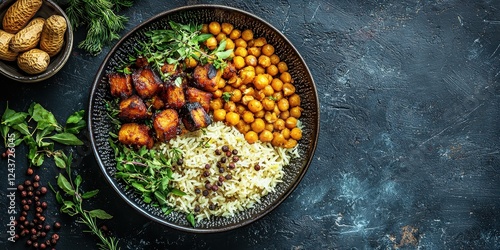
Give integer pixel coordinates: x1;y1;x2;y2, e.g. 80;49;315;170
153;109;180;142
161;79;186;109
185;87;212;112
118;95;149;121
135;55;149;68
118;123;154;149
108;72;133;99
222;61;237;80
192;64;219;92
132;67;162;99
180;102;212;131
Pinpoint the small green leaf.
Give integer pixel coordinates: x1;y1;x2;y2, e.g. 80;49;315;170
131;182;147;192
186;213;196;227
55;191;63;204
0;124;8;139
31;153;45;166
54;154;67;169
74;175;82;189
47;133;84;145
88;209;113;219
216;49;233;60
160;177;169;192
154;191;168;205
31;103;59;130
1;112;28;126
222;92;232;102
66;110;85;124
57;173;75;195
170;188;186;196
12;122;30;136
82;189;99;199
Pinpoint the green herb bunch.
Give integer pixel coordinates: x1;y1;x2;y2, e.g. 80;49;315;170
135;21;233;80
61;0;134;55
50;153;120;250
0;103;85;166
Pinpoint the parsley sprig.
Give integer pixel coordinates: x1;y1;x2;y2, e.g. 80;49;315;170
136;21;233;80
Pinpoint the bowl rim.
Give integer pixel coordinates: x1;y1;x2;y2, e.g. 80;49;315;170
0;0;73;83
88;4;320;233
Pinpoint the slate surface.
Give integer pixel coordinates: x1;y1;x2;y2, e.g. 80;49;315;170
1;0;499;249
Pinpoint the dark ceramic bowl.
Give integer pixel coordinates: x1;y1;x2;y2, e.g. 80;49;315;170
0;0;73;83
88;4;319;233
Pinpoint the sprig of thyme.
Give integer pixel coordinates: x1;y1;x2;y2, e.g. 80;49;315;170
135;21;233;80
50;153;120;250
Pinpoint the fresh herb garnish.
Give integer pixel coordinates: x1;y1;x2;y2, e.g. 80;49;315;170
50;154;120;250
1;103;85;166
222;92;232;102
62;0;134;55
137;21;233;80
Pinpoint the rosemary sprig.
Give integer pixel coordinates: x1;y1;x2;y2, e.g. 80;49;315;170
135;21;233;80
50;153;120;250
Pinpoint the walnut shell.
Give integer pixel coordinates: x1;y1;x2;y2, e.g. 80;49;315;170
10;17;45;53
2;0;43;34
39;15;67;57
17;48;50;74
0;30;18;61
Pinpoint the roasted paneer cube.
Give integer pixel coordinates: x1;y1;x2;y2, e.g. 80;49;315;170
160;63;182;77
118;95;149;121
148;95;165;110
161;79;186;109
153;109;180;142
118;123;154;149
185;87;212;112
180;102;212;131
108;72;133;99
135;55;149;68
132;67;162;99
192;64;220;92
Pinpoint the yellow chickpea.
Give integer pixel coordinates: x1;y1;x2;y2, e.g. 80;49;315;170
277;98;289;112
285;117;297;129
236;104;246;114
290;128;302;140
245;55;258;67
277;61;288;73
213;109;226;122
247;47;261;57
236;120;250;134
253;37;267;46
184;57;198;68
259;130;273;142
251;118;265;133
241;29;254;41
271;132;285;146
261;44;275;56
229;29;241;39
282;128;291;139
217;78;226;89
248;99;263;113
224;38;235;50
253;74;269;90
280;72;292;83
245;131;259;144
216;33;226;42
258;55;271;68
290;107;302;118
233;56;245;69
234;38;247;48
225;111;240;126
221;23;234;35
240;66;256;84
231;77;243;88
270;54;280;65
266;64;279;76
208;22;221;35
272;91;284;101
205;36;218;50
262;85;274;96
255;109;265;118
223;85;233;93
242;111;255;123
255;65;266;75
210;98;223;110
234;47;248;57
212;89;223;99
230;89;242;102
284;138;297;148
271;78;283;92
247;39;255;47
282;83;296;96
224;101;237;112
262;98;275;111
265;116;276;129
280;110;290;119
274;119;285;130
288;93;301;107
241;94;255;105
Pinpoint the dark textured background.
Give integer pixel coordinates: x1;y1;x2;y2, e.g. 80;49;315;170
1;0;499;249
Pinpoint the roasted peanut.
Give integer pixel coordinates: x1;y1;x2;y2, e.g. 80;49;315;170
2;0;43;34
40;15;67;57
0;30;18;61
10;17;45;53
17;48;50;74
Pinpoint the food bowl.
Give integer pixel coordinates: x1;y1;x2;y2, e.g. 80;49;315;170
88;4;319;233
0;0;73;83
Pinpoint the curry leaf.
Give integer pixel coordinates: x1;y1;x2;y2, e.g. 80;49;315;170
88;209;113;220
47;133;84;145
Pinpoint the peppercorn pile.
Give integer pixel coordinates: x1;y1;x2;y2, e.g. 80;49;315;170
13;168;61;249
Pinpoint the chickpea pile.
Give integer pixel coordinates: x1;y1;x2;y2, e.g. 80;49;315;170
201;21;303;148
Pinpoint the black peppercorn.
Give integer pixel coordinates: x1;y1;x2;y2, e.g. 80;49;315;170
177;158;184;165
41;201;48;209
205;183;212;190
44;225;51;231
194;188;201;194
19;216;26;222
204;163;211;169
21;191;27;197
26;186;34;192
17;184;24;191
194;205;200;212
40;243;47;249
232;149;238;155
215;149;221;155
228;163;235;169
225;174;232;180
51;233;60;240
222;145;229;152
36;206;43;213
211;185;219;191
202;190;209;196
220;157;227;163
232;156;240;162
203;171;210;177
26;239;32;246
21;199;27;205
27;191;33;197
33;182;40;188
218;167;224;173
254;164;261;171
53;222;61;230
209;204;216;210
32;242;39;248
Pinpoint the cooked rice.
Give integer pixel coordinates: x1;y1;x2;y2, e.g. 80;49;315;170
160;121;298;221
